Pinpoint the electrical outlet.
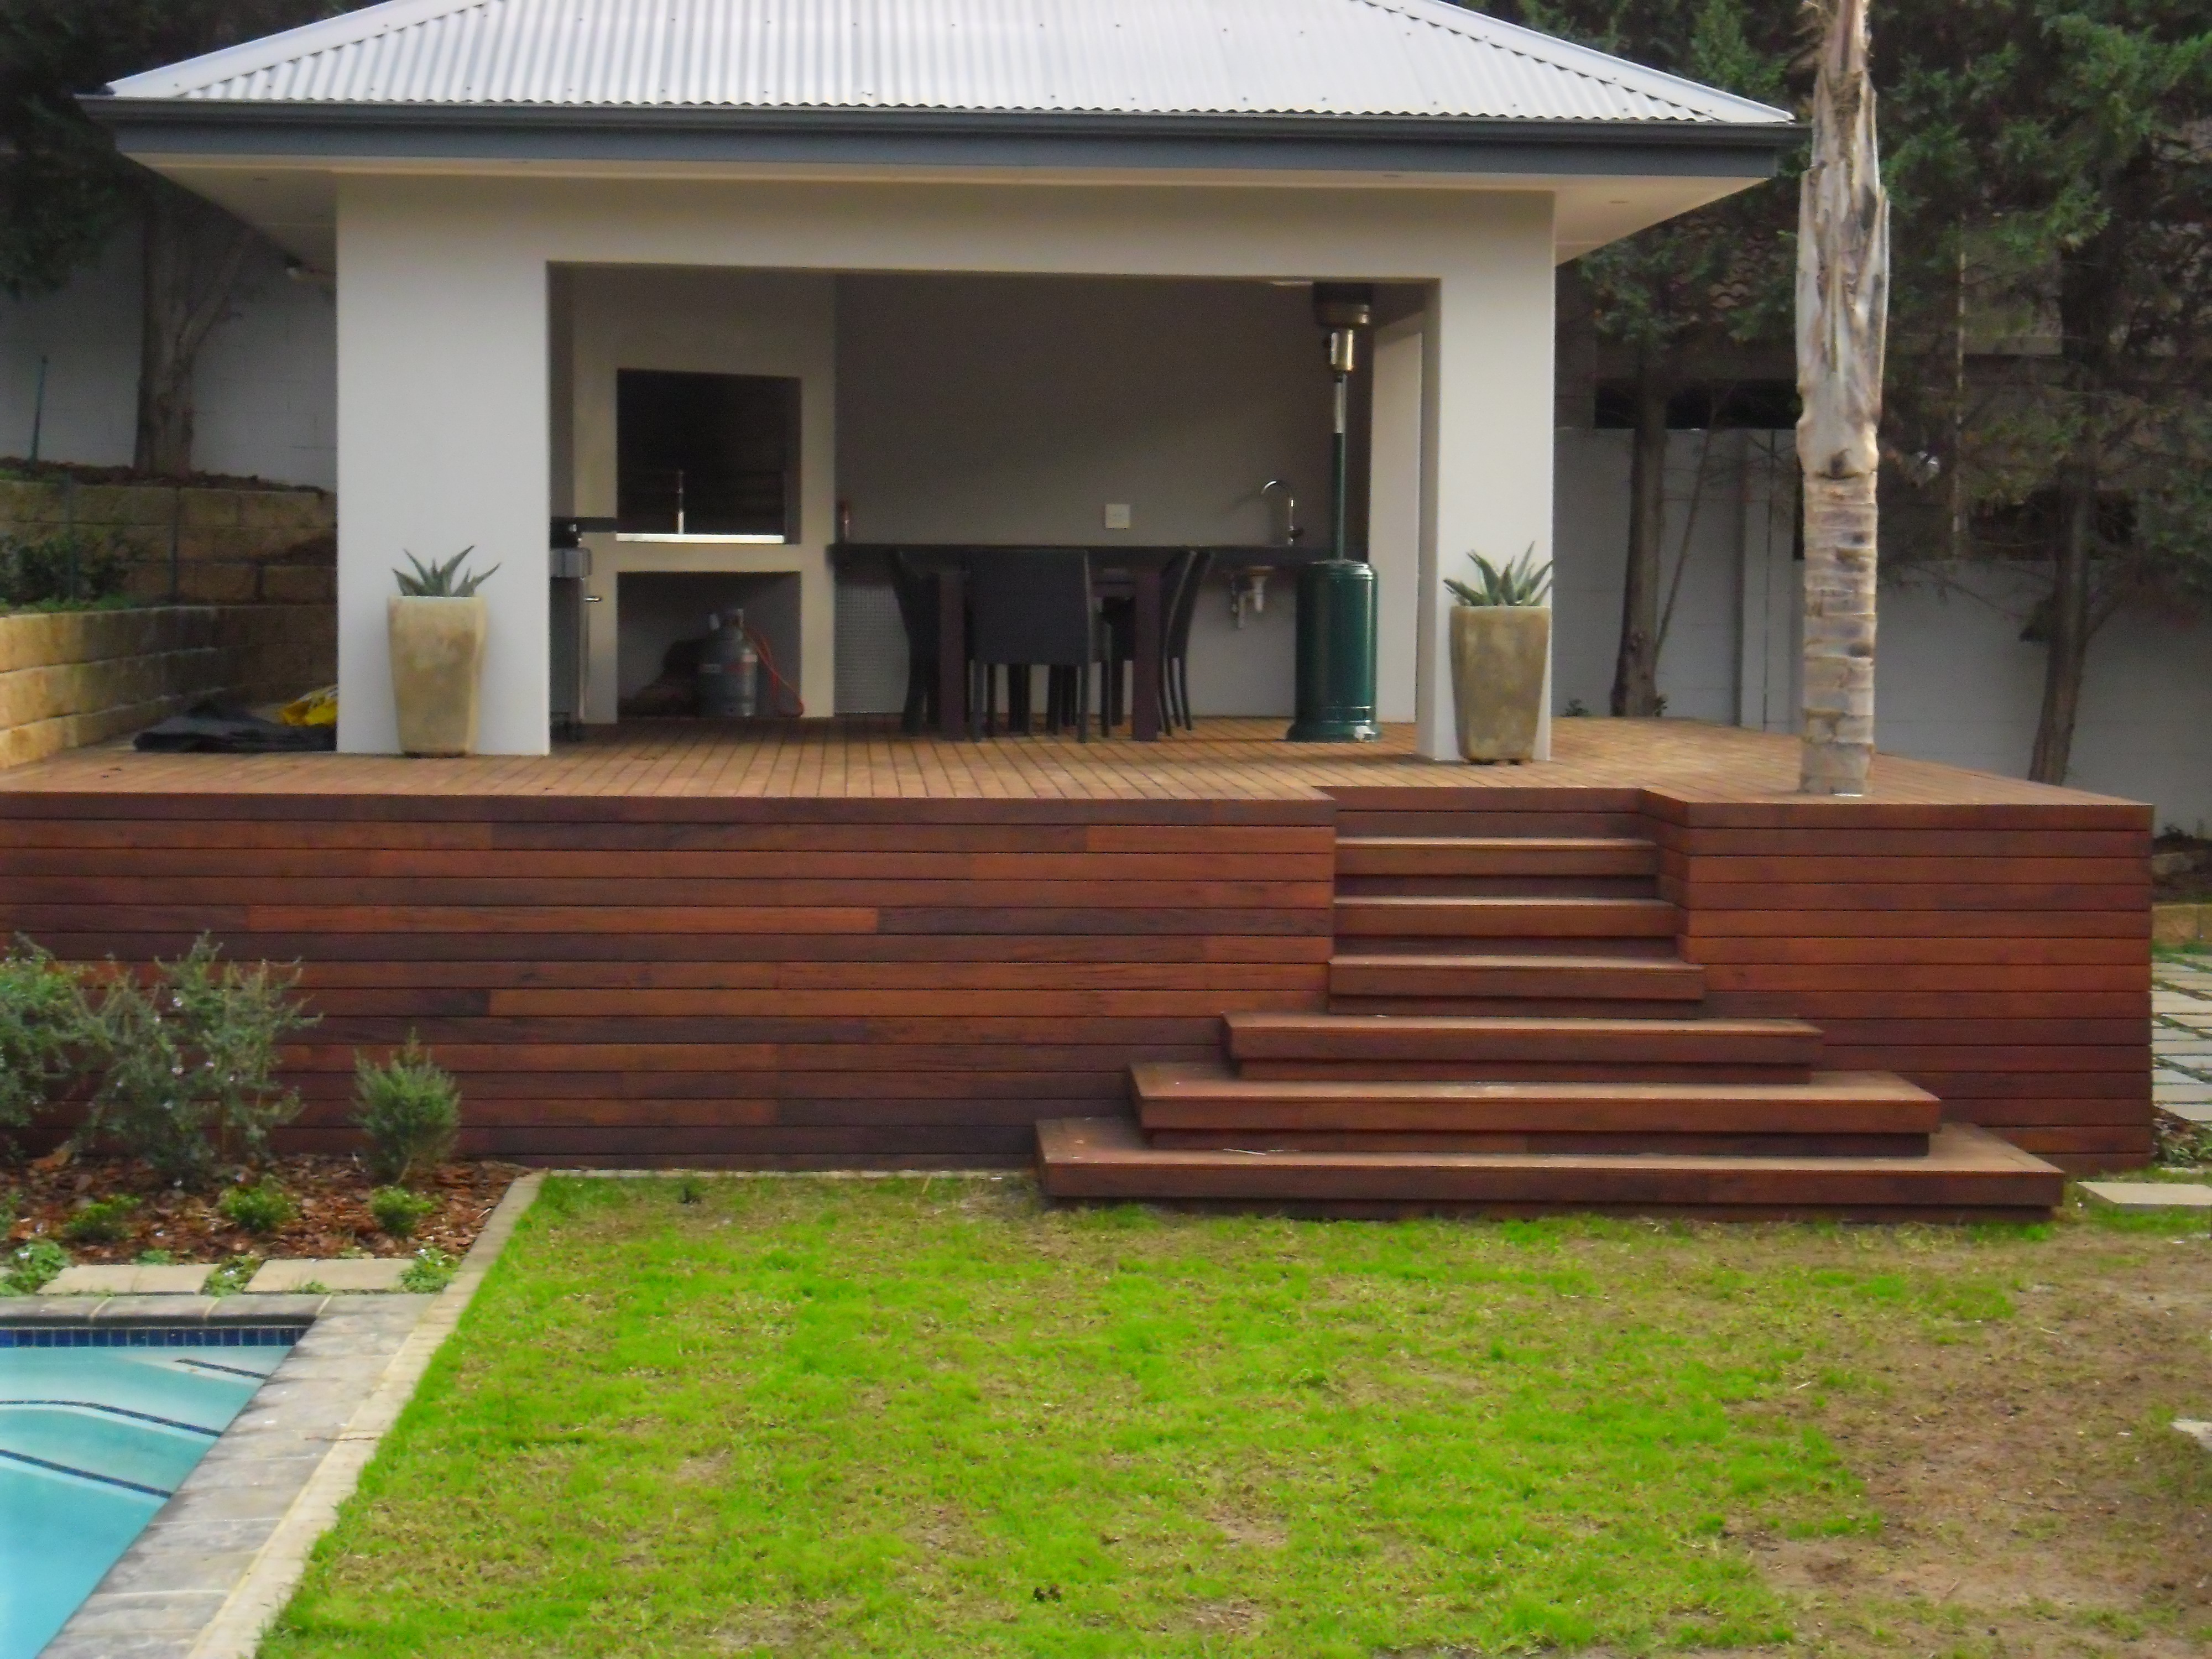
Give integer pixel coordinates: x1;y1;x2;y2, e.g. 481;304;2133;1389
1103;503;1132;530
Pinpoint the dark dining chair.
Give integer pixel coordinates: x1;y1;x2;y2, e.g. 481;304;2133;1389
886;550;940;734
1104;549;1206;734
1163;548;1213;731
966;549;1105;742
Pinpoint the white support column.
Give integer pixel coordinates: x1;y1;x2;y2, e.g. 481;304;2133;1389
336;183;551;754
1414;213;1559;763
1369;320;1424;726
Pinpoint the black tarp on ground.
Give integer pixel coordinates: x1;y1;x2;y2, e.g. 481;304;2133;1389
133;701;337;753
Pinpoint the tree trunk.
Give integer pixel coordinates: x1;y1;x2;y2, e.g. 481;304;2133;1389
2027;222;2123;786
1800;469;1879;792
134;184;255;478
2027;448;2097;784
1611;362;1668;717
1795;0;1890;796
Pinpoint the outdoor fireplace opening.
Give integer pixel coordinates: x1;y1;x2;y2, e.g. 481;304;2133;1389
617;571;802;718
617;369;800;540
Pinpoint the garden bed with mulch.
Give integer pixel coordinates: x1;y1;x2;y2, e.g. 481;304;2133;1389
4;1154;524;1266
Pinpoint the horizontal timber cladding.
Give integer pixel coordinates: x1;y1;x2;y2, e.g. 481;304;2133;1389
1318;785;2155;1173
0;761;2153;1172
1641;792;2154;1173
0;794;1335;1166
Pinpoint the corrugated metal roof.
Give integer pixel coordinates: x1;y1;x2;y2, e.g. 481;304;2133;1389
107;0;1792;126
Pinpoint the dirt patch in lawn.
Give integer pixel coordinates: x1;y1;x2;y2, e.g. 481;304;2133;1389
5;1153;524;1264
1747;1229;2212;1658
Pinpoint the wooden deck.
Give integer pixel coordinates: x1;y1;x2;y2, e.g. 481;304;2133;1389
0;718;2153;1174
0;714;2131;805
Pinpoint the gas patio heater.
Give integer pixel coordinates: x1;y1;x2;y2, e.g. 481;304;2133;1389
1286;283;1380;743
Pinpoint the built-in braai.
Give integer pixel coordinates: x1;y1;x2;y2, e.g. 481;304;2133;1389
615;370;800;540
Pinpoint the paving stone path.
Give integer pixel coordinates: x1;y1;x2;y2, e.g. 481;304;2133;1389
2155;956;2212;1128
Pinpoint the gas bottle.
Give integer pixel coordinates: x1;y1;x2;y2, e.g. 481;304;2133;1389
698;610;760;718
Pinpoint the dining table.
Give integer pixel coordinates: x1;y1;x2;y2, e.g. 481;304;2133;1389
832;544;1178;742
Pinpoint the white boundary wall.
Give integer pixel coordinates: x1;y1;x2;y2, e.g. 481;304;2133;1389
0;231;336;489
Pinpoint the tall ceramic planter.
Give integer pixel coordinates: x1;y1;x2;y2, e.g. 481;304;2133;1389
388;596;488;757
1449;606;1550;763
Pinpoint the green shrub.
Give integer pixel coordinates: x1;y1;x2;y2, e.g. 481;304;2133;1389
135;1248;174;1265
352;1037;461;1186
3;1238;67;1295
398;1244;458;1293
0;530;125;610
217;1180;296;1236
60;1194;138;1245
0;937;97;1144
368;1185;436;1239
78;937;316;1188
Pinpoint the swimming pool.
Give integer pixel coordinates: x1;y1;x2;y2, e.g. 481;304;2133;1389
0;1327;299;1659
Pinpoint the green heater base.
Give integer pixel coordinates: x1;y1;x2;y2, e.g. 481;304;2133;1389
1286;559;1381;743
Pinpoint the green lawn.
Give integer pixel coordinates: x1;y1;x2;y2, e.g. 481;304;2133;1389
263;1178;2209;1658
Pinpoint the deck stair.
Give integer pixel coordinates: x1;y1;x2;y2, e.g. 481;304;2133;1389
1037;824;2064;1219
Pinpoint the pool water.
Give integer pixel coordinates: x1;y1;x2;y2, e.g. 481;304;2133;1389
0;1330;297;1659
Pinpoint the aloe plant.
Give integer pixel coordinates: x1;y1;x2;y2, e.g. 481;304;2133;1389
394;547;500;598
1444;545;1551;608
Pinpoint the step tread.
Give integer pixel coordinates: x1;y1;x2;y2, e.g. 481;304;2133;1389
1233;1011;1815;1032
1338;837;1656;851
1226;1010;1820;1072
1337;895;1676;909
1036;1118;2064;1213
1330;952;1700;971
1335;836;1658;875
1329;953;1706;1000
1131;1061;1938;1134
1334;895;1681;937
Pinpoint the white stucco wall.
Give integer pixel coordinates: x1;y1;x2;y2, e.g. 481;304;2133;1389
330;173;1559;754
0;229;335;488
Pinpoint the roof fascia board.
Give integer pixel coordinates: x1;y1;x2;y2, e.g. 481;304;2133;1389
90;101;1799;180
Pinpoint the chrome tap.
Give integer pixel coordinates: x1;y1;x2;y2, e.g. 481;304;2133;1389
1260;478;1303;545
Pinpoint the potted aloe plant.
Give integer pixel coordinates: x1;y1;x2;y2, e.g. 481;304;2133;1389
389;549;499;757
1445;546;1551;763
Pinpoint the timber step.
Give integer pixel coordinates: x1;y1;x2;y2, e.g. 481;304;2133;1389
1131;1061;1939;1137
1334;895;1681;938
1328;952;1706;1004
1335;836;1659;878
1035;1118;2065;1220
1225;1011;1820;1078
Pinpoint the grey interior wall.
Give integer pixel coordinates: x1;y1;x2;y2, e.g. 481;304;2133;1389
0;231;336;487
835;273;1335;717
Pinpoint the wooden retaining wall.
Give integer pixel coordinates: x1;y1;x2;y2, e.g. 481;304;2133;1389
1323;785;2152;1171
0;793;1337;1166
0;780;2152;1171
1653;794;2154;1168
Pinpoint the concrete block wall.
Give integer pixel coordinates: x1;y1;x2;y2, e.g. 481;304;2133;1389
0;478;335;608
0;603;335;769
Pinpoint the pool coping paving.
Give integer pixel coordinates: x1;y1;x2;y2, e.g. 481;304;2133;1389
0;1171;542;1659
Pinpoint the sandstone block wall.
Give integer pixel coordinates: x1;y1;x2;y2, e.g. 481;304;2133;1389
0;604;336;769
0;478;336;607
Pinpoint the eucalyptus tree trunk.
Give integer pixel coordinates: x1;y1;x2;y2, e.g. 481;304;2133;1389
1611;360;1669;717
1795;0;1890;796
134;184;255;478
